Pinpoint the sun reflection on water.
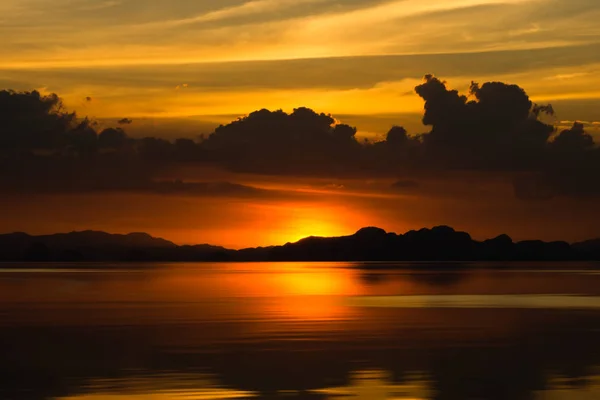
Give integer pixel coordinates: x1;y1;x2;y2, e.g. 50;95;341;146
55;374;257;400
312;370;434;400
535;369;600;400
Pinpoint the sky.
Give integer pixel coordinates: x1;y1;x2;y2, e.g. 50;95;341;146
1;0;600;247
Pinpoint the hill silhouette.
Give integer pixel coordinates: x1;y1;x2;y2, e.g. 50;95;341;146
0;226;599;263
0;231;222;262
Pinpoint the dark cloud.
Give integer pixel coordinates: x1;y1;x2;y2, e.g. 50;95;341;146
551;122;594;151
1;79;599;200
117;117;133;125
199;76;599;199
513;173;555;201
0;152;279;198
0;90;270;198
0;90;76;151
511;122;600;199
98;127;128;149
412;76;600;198
201;107;362;175
390;180;420;192
414;75;555;170
542;123;600;198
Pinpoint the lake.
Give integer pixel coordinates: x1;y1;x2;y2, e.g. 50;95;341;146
1;262;600;399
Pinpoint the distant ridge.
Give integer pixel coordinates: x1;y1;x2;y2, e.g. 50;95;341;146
0;231;223;262
0;226;599;262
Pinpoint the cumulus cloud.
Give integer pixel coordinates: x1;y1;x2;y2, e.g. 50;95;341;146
551;122;594;151
412;76;600;198
414;75;556;170
117;117;133;125
0;89;76;150
1;77;599;200
201;107;362;175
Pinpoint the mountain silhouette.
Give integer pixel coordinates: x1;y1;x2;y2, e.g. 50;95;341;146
0;226;599;263
0;231;191;262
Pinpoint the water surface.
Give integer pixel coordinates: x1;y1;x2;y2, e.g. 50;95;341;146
1;262;600;399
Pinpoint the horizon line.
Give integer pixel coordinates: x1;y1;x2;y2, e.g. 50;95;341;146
2;226;594;250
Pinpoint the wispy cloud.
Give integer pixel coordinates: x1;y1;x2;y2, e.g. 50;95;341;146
545;72;591;80
79;0;121;11
3;0;597;69
282;0;543;56
134;0;326;29
2;0;600;129
301;0;535;30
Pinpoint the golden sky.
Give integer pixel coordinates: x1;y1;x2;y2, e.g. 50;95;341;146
2;0;600;247
2;0;600;138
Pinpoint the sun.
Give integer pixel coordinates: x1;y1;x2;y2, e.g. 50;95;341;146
270;208;350;244
238;201;369;248
284;217;344;243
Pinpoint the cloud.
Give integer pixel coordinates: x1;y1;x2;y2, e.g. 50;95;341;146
301;0;533;32
545;72;591;80
134;0;327;29
201;107;362;175
390;180;420;191
413;75;555;170
118;117;133;125
551;122;595;150
4;0;599;71
409;76;600;198
558;120;600;127
195;75;599;198
0;89;76;150
1;78;599;200
79;0;121;11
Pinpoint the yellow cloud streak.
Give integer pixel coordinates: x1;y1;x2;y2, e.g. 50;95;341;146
57;63;600;121
134;0;326;28
0;0;560;70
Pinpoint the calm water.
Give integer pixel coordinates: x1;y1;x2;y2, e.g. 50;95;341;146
2;262;600;399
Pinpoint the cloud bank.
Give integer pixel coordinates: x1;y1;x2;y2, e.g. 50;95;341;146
0;76;598;200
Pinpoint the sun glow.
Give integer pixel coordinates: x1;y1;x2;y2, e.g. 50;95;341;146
256;203;360;245
268;265;360;320
280;217;343;243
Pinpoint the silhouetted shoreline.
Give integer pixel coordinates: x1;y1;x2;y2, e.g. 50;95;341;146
1;226;600;264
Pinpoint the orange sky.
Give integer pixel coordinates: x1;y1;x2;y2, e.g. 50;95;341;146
2;0;600;246
2;176;599;248
2;0;600;139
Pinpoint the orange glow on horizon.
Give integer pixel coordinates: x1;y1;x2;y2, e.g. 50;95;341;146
271;216;345;244
252;202;375;246
159;202;365;248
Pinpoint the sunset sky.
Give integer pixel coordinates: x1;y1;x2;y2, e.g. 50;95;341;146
2;0;600;247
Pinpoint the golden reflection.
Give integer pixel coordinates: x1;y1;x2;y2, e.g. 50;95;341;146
154;263;361;298
312;369;433;399
56;374;256;400
126;263;362;322
346;295;600;309
535;370;600;399
275;268;355;296
56;391;254;400
265;266;361;321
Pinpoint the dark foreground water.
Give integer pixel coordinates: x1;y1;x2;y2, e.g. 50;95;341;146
2;263;600;400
